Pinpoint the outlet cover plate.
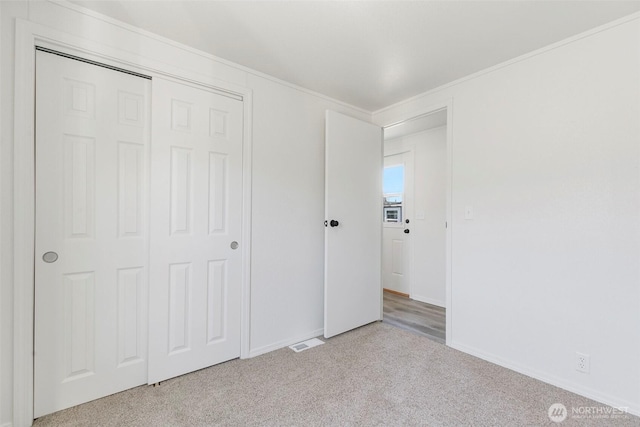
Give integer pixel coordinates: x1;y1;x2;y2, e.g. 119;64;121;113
576;352;590;373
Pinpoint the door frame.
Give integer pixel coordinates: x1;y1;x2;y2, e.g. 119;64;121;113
380;100;453;346
13;20;254;426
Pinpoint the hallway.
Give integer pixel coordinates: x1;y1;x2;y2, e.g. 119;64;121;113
382;291;445;343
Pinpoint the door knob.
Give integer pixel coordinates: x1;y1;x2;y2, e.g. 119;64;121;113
42;251;58;263
330;220;339;227
403;229;410;234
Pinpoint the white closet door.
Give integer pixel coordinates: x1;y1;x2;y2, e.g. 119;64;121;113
324;110;383;338
34;51;151;417
148;78;243;384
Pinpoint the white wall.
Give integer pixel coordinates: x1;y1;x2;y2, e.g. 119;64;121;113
247;73;368;354
375;15;640;413
0;2;369;425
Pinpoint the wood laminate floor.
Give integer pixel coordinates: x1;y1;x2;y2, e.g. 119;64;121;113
382;291;446;344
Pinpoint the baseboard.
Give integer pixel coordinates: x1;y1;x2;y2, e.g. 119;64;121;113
410;294;445;308
1;422;13;427
383;288;409;297
449;340;640;417
248;328;324;358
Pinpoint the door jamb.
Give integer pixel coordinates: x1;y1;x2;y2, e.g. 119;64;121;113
13;19;253;426
380;100;453;346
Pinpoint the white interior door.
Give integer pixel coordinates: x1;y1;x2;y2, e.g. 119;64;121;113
34;51;151;417
324;110;382;338
382;151;414;295
148;78;243;384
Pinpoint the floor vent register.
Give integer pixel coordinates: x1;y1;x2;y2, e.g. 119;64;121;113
289;338;325;353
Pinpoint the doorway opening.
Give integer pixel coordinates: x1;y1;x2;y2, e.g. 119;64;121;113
381;107;449;344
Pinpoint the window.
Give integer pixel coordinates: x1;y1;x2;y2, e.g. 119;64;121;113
384;206;402;222
383;165;404;223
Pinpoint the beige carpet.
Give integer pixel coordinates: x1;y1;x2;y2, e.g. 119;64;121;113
34;322;639;426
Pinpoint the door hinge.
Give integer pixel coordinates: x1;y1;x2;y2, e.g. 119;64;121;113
445;221;448;228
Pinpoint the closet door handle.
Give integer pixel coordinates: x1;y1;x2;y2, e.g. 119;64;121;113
42;251;59;263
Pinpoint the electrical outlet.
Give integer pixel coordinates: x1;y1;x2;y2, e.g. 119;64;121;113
576;352;590;373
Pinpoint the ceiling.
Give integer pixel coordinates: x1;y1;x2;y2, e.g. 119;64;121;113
70;1;640;112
